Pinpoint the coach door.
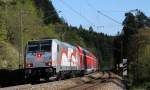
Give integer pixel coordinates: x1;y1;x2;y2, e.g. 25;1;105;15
83;50;87;70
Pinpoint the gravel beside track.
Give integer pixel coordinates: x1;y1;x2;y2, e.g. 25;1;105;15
0;72;126;90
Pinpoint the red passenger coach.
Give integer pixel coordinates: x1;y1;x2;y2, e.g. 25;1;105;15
77;46;97;73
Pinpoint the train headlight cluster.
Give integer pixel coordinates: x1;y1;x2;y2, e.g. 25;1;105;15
26;63;33;68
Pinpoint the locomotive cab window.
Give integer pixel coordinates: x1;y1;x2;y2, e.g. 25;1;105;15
28;45;39;52
41;44;51;52
27;40;52;52
40;40;52;52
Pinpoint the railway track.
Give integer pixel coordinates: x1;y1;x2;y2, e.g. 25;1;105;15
67;79;109;90
0;72;126;90
67;72;125;90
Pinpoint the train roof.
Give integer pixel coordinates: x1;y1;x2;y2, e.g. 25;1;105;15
27;39;52;45
27;39;75;48
27;39;54;42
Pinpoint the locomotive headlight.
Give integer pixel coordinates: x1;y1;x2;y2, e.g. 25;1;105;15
26;63;33;68
45;61;52;66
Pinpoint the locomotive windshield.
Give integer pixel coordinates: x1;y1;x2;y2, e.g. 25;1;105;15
28;45;39;52
27;40;52;52
41;44;51;52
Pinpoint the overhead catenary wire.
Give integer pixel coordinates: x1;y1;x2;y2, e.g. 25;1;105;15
52;0;121;29
97;11;122;25
59;0;103;28
96;10;127;13
84;0;144;31
85;0;122;25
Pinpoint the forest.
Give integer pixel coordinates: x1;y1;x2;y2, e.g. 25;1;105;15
114;9;150;88
0;0;150;89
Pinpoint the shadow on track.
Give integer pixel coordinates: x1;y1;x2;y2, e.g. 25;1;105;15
0;69;25;87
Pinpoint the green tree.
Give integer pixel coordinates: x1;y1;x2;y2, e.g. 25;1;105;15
121;10;150;86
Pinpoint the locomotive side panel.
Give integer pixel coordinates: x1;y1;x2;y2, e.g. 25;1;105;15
51;40;58;67
55;41;80;73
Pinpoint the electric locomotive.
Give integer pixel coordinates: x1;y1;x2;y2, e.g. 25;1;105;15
24;39;98;81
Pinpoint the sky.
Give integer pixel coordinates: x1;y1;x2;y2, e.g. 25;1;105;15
51;0;150;35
